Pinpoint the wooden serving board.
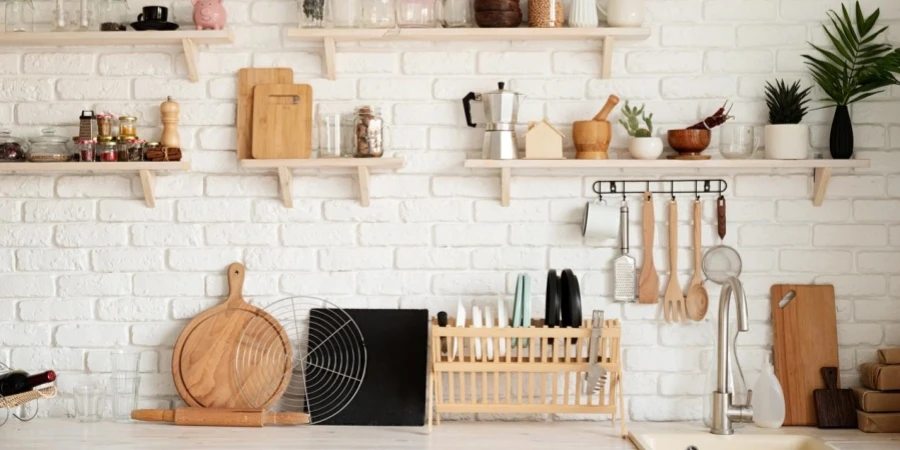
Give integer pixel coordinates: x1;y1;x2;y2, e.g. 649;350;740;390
771;284;838;426
237;68;293;160
251;84;313;160
172;263;292;408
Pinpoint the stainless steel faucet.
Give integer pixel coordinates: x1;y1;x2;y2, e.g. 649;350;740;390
710;276;754;435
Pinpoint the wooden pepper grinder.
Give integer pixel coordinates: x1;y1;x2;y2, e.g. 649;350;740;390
160;96;180;149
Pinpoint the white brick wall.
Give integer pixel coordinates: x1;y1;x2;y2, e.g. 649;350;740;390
0;0;898;422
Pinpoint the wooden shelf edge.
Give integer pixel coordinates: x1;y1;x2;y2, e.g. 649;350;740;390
464;159;871;170
287;27;651;41
0;160;190;172
240;157;405;170
0;30;234;46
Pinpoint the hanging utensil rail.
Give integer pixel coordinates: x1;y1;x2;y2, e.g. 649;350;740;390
592;179;728;201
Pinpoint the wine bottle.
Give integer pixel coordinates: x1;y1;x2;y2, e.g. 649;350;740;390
0;370;56;396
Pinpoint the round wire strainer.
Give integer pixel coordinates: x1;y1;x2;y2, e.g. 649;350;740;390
236;296;366;424
702;245;743;284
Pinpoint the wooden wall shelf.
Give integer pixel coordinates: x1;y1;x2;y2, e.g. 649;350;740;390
0;30;235;82
0;161;190;208
287;27;651;80
240;158;405;207
464;159;871;207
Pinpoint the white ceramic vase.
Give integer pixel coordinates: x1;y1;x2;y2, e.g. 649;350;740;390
764;124;809;160
629;137;663;160
569;0;599;28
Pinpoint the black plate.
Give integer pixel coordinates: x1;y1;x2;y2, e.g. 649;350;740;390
545;269;560;328
130;21;180;31
560;269;583;330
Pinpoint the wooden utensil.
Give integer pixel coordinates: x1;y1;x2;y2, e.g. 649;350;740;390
663;200;686;323
667;129;712;160
237;68;293;160
716;195;726;241
251;84;313;160
132;408;309;427
685;200;709;321
771;284;839;426
172;262;292;409
638;192;659;304
574;94;619;160
814;367;857;429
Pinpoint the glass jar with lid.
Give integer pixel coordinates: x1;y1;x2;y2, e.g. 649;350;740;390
127;139;145;162
353;106;384;158
0;129;28;162
28;128;73;162
118;116;137;137
527;0;564;28
76;139;96;162
116;137;130;161
97;0;127;31
359;0;395;28
96;113;114;139
98;141;117;162
396;0;437;27
5;0;35;32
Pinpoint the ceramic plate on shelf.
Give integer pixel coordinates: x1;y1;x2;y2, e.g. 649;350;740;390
483;305;494;361
130;21;180;31
472;305;483;361
497;298;508;357
521;273;531;347
511;274;524;347
452;300;467;361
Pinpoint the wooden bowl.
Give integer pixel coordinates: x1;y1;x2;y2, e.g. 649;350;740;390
572;120;610;160
667;129;711;160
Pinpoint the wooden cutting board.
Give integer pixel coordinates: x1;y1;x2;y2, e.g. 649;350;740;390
771;284;838;426
172;263;292;408
237;68;293;160
251;84;313;160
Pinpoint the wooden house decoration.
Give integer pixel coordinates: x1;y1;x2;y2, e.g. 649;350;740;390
525;119;565;159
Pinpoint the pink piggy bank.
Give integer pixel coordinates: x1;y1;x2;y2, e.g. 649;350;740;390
192;0;227;30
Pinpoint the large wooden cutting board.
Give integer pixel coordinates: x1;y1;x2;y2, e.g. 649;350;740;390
251;84;313;160
172;263;292;408
771;284;838;426
237;68;293;160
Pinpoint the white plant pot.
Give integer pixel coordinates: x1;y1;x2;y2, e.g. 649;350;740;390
629;137;664;160
764;124;809;160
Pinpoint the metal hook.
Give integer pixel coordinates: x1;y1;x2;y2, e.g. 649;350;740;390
670;180;675;201
704;180;711;193
694;181;699;200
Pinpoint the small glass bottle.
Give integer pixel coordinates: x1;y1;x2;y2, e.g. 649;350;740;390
360;0;396;28
354;106;384;158
76;139;96;162
128;139;145;162
118;116;137;138
396;0;437;27
5;0;34;32
116;137;130;162
97;0;128;31
98;141;117;162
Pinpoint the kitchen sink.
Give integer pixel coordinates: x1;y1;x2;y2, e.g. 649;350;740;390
629;432;837;450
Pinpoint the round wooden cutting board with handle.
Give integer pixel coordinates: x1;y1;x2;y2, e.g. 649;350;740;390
173;263;292;409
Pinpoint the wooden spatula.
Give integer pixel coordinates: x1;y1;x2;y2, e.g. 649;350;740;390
638;192;659;304
814;367;857;428
663;200;686;322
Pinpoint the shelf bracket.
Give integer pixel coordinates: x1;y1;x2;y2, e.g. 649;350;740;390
324;37;336;80
500;167;511;207
139;170;156;208
278;166;294;208
357;166;370;207
812;167;832;207
601;37;615;79
182;38;200;82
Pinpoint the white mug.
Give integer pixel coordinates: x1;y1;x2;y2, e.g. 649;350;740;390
582;200;620;238
598;0;645;27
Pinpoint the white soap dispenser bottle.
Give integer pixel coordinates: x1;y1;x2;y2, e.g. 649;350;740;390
752;353;786;428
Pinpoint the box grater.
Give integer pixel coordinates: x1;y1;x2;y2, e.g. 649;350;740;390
614;203;636;302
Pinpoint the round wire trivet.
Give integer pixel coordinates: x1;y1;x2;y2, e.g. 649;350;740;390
235;296;366;424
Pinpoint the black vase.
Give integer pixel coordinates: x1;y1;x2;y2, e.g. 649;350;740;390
829;105;854;159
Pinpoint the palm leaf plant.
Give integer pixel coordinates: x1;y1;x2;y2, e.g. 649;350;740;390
802;1;900;158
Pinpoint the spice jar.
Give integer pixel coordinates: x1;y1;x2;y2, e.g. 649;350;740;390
116;137;130;162
527;0;564;27
128;139;145;161
76;139;96;162
118;116;137;137
0;129;27;162
98;141;117;162
354;106;384;158
96;113;114;139
28;128;73;162
97;0;128;31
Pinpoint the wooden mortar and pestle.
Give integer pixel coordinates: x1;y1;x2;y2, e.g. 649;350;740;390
573;95;620;160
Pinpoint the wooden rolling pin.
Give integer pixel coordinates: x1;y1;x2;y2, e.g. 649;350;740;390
131;408;310;427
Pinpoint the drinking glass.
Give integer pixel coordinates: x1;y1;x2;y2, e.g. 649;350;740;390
396;0;437;27
109;375;140;423
359;0;396;28
111;350;140;377
74;385;104;423
330;0;359;27
721;124;760;160
317;112;344;158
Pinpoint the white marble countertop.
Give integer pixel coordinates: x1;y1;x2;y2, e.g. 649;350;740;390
1;419;898;449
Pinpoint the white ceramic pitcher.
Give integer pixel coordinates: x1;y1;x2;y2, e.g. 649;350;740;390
598;0;645;27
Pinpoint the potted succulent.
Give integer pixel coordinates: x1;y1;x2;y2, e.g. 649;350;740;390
803;1;900;159
764;80;812;160
619;101;662;160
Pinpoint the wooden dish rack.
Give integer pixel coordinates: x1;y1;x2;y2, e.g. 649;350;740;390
429;318;625;436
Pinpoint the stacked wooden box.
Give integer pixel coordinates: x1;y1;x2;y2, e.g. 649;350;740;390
856;348;900;432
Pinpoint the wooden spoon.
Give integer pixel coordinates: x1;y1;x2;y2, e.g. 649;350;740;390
663;200;686;323
638;192;659;304
686;199;709;321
